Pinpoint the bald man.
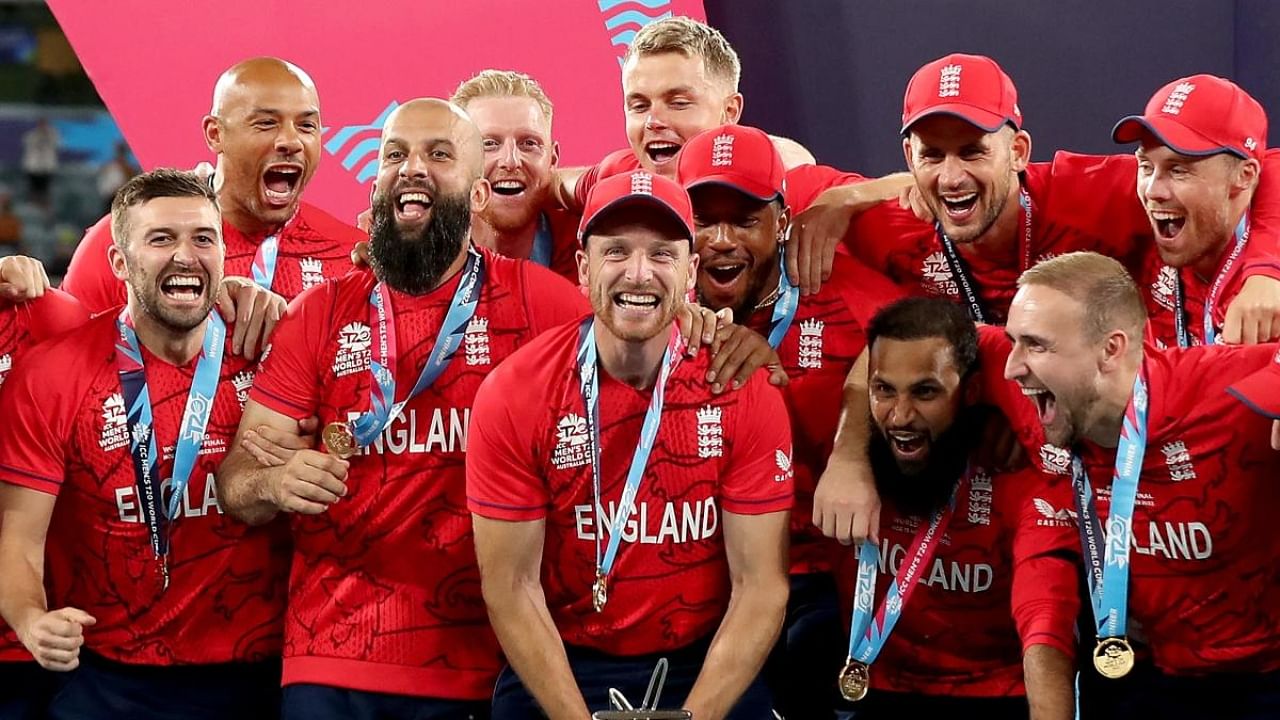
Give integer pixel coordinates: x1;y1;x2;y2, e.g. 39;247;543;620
216;99;590;720
62;57;365;357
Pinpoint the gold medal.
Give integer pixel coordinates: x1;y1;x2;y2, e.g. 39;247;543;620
322;421;357;460
1093;637;1135;679
592;573;608;613
837;659;870;702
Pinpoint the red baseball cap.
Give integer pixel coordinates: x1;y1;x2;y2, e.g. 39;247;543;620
1112;74;1267;161
577;169;695;244
901;53;1023;134
677;124;785;201
1227;347;1280;419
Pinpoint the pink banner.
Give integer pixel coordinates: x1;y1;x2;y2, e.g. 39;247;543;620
49;0;706;225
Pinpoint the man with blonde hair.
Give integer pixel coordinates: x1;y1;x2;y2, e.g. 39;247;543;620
1003;251;1280;719
451;69;578;280
556;16;817;208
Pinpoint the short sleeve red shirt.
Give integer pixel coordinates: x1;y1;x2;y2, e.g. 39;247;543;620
467;320;794;656
741;254;905;574
834;465;1079;697
248;248;589;699
62;201;365;312
0;289;89;662
1076;343;1280;674
0;312;287;665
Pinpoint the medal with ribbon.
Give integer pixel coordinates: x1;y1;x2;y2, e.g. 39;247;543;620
1070;362;1149;678
1173;215;1249;348
838;473;966;701
577;316;684;613
529;212;554;269
114;309;227;590
935;186;1033;323
323;246;486;458
248;211;300;291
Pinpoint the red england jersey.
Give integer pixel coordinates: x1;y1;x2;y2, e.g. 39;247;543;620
0;312;287;666
543;208;584;282
466;321;794;657
789;151;1280;331
248;248;588;700
834;465;1079;697
0;290;89;662
1074;343;1280;674
573;149;641;209
741;254;903;575
61;201;365;312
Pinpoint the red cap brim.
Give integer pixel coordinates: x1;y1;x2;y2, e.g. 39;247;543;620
685;174;782;203
901;103;1012;135
1111;115;1247;159
1227;364;1280;419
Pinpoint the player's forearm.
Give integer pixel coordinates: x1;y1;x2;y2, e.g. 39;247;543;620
215;449;281;526
684;572;788;720
484;578;590;720
1023;644;1075;720
842;172;915;213
829;349;872;466
552;167;588;212
0;540;48;643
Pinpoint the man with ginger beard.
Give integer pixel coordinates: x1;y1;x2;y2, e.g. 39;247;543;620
832;297;1077;720
216;98;591;720
0;170;287;719
451;69;579;281
1003;252;1280;719
62;57;363;356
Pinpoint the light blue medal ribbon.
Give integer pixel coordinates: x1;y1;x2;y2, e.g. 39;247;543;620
529;212;554;268
577;316;683;611
1173;215;1249;348
349;246;486;447
250;232;280;290
114;309;227;589
1070;364;1149;649
845;476;964;668
767;247;800;349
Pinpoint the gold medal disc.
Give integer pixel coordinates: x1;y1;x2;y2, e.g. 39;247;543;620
322;422;357;460
1093;637;1135;679
837;659;870;702
592;575;608;613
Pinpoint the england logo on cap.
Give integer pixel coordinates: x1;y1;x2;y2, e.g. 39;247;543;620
631;172;653;195
711;133;735;167
1161;82;1196;115
939;64;962;98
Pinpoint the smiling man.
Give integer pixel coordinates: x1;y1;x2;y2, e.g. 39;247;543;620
63;58;364;329
1112;74;1276;348
1003;252;1280;720
468;169;792;720
451;70;580;280
0;170;288;719
216;98;590;720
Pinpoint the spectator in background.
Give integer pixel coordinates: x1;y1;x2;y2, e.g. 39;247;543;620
0;190;22;256
96;142;139;214
21;118;58;208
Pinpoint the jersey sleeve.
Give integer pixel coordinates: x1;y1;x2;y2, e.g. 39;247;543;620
975;327;1050;468
465;366;549;521
828;254;909;328
246;283;330;419
1237;148;1280;280
0;340;82;496
1008;469;1080;658
782;164;870;212
61;215;127;314
720;373;794;514
522;261;592;336
1044;152;1152;265
573;149;638;208
20;289;89;343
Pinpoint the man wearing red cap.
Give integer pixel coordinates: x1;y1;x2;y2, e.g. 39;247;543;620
676;123;903;718
216;99;591;719
1002;252;1280;719
803;53;1280;546
1113;74;1277;349
467;169;792;719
